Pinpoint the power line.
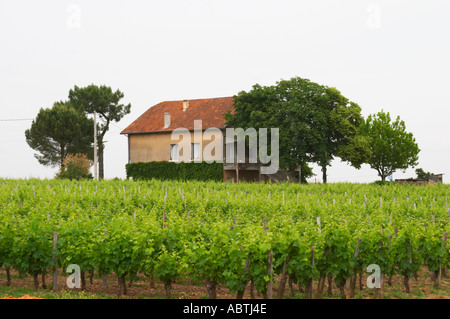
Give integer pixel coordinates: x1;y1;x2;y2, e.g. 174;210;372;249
0;118;33;122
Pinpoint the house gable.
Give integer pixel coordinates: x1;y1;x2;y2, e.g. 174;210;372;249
121;96;235;135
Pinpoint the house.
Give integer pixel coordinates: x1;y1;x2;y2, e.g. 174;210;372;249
395;173;444;185
429;173;444;183
120;97;262;182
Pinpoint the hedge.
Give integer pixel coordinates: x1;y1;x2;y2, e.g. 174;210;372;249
125;161;223;182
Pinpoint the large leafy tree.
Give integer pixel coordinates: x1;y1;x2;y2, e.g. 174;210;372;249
25;101;94;167
224;82;314;182
359;110;420;182
68;84;131;179
307;86;366;183
225;77;365;183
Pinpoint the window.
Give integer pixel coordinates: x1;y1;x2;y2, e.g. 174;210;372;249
170;144;178;161
191;143;200;161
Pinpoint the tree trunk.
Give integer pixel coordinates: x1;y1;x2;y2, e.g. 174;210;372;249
276;257;289;299
98;142;104;180
33;273;39;290
117;276;123;298
60;144;66;168
165;280;172;299
322;165;327;184
117;275;127;298
236;289;245;299
122;275;127;295
81;271;86;291
349;272;357;298
288;276;296;296
404;275;412;293
150;276;156;289
42;271;47;289
304;280;313;299
338;280;347;299
103;274;108;289
250;280;255;299
359;270;363;290
298;281;304;293
316;275;326;299
432;268;442;288
6;267;11;286
206;277;217;299
375;272;384;299
327;274;333;294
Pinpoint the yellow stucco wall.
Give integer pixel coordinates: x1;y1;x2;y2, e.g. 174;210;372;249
128;130;224;163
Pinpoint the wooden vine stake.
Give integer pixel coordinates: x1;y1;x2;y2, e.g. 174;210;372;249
433;232;448;288
263;219;273;299
349;239;361;298
404;238;413;294
316;246;330;299
102;231;108;289
276;255;290;299
267;250;273;299
236;254;250;299
375;241;385;299
52;232;58;292
304;247;314;299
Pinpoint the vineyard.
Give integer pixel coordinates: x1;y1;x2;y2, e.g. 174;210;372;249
1;178;450;299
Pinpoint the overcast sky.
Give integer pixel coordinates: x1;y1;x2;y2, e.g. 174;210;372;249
1;0;449;183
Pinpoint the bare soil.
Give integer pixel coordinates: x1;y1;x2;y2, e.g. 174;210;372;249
2;267;450;299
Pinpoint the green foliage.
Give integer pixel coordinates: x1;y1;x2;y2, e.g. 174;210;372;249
25;101;94;168
55;154;93;180
69;84;131;179
224;77;364;182
337;134;372;170
1;179;450;298
126;161;223;182
359;110;420;181
416;168;432;181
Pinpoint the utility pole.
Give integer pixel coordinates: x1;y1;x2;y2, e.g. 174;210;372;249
94;111;98;180
235;142;239;183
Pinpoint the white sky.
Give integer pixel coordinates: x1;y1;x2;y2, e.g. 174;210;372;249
0;0;449;183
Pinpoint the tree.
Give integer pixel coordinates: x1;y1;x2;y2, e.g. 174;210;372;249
224;77;365;183
336;134;372;170
307;86;366;183
56;153;93;180
25;102;94;168
224;82;315;182
415;168;431;181
359;110;420;182
68;85;131;179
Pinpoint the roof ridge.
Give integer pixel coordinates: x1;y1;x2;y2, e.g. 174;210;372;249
161;96;233;103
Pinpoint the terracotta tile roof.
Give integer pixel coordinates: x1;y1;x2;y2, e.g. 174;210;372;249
121;97;235;134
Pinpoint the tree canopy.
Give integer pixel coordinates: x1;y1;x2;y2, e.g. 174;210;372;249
25;101;94;168
68;84;131;179
359;110;420;182
224;77;365;183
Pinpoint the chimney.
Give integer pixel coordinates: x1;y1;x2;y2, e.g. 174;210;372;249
183;100;189;112
164;112;170;128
